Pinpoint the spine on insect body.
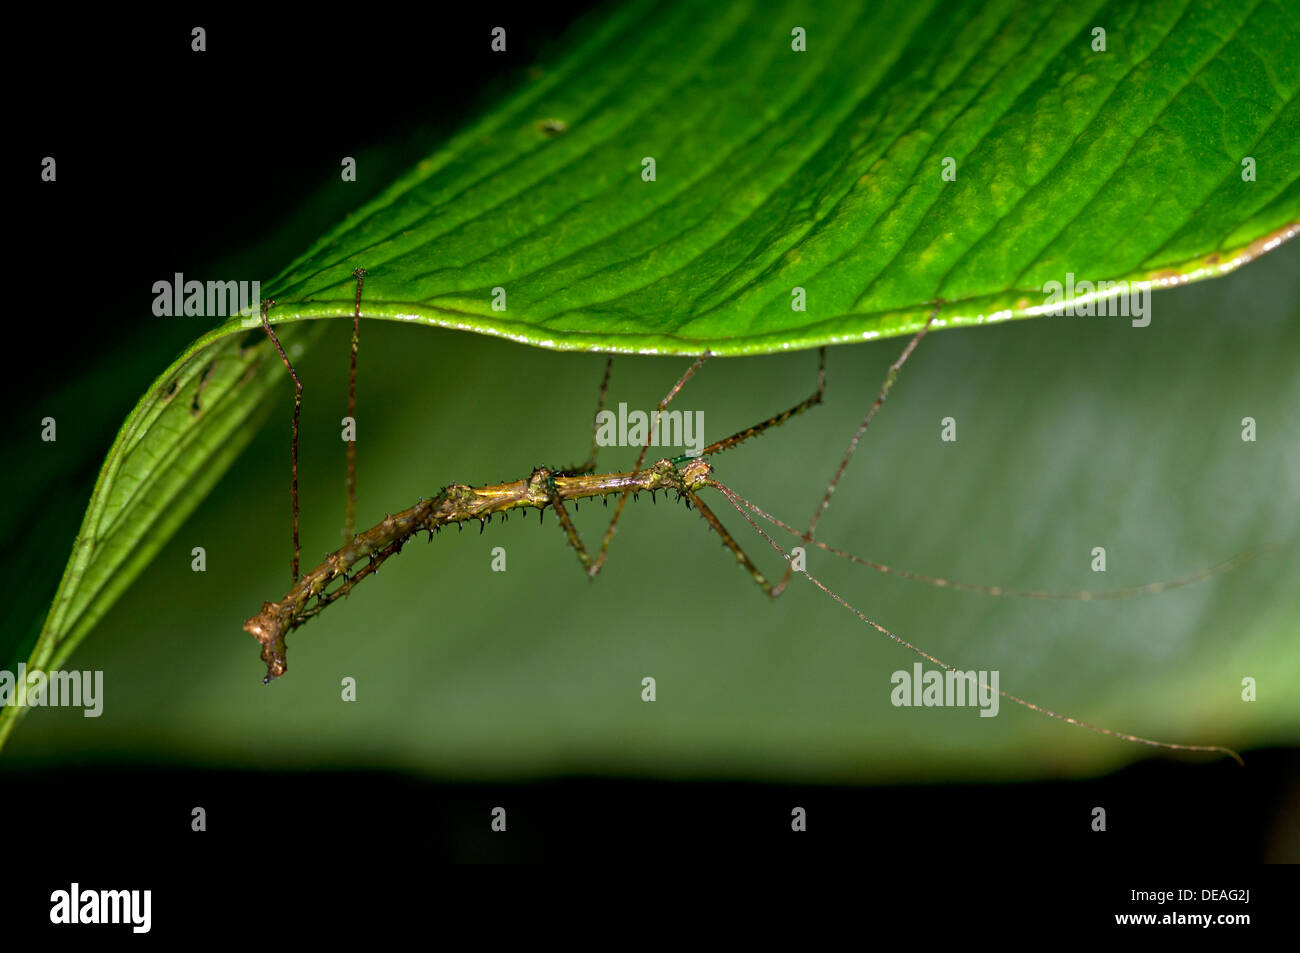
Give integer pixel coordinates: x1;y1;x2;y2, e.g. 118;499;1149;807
244;459;713;682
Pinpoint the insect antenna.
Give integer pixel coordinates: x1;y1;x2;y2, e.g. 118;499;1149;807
724;487;1272;600
707;477;1243;765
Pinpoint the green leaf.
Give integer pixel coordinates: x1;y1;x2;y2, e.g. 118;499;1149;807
4;0;1298;751
238;0;1299;354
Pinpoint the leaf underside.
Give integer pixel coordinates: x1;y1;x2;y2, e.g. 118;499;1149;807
253;0;1299;355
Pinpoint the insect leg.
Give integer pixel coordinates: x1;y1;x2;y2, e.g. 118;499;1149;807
345;267;367;538
771;304;940;598
587;352;711;579
687;490;772;595
259;297;303;583
548;490;595;572
700;347;826;456
562;356;613;476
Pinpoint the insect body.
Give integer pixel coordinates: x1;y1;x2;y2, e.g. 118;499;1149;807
246;457;713;680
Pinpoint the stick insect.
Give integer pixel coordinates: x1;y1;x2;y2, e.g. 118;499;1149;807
246;269;1257;764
